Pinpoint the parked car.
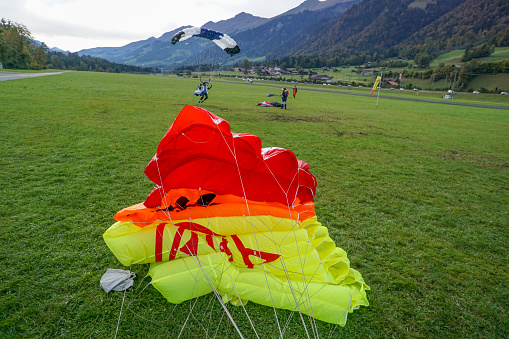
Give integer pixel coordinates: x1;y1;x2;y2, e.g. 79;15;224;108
473;91;480;94
501;92;509;95
413;88;419;91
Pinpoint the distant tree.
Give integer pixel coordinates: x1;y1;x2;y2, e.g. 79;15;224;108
241;59;251;74
461;43;494;62
31;43;48;69
418;54;431;68
0;18;47;69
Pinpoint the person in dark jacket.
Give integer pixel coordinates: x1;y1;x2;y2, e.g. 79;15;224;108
281;87;289;109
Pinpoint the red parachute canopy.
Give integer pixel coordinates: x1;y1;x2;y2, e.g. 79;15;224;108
144;106;316;207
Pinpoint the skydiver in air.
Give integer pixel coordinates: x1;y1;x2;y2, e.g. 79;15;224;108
198;81;212;103
280;87;289;109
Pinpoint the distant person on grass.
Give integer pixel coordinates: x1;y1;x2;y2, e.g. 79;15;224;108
198;81;212;103
281;87;289;109
293;85;298;98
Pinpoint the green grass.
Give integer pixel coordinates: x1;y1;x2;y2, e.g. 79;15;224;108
220;75;509;106
431;46;509;67
467;73;509;92
1;71;508;338
430;50;464;67
476;47;509;63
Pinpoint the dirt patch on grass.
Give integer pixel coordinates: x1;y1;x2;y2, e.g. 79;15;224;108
437;150;508;170
335;131;410;139
169;103;190;111
268;114;326;123
266;114;353;124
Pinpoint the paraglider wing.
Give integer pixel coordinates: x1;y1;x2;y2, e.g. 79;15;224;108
171;27;240;56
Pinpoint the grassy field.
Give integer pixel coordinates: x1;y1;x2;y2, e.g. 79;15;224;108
191;74;509;105
430;46;509;67
1;71;508;338
467;73;509;93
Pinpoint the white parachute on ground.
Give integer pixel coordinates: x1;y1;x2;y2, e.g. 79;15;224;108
171;26;240;57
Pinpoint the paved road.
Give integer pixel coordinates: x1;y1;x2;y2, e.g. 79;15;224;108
0;71;69;81
216;79;509;111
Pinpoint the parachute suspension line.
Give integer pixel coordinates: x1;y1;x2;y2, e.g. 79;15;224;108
178;291;203;339
154;218;247;339
136;110;342;338
259;156;319;335
260;159;322;338
327;323;340;339
201;293;223;336
124;274;152;311
280;174;328;339
111;264;141;338
214;123;318;339
214;124;286;338
151;142;253;339
181;127;262;339
213;307;227;338
216;118;329;339
114;281;129;339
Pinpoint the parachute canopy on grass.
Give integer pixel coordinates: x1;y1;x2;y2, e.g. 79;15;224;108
171;27;240;57
103;106;369;328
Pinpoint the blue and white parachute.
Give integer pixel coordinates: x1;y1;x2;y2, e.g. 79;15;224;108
171;27;240;57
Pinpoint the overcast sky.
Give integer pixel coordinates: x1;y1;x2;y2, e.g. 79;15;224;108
1;0;308;52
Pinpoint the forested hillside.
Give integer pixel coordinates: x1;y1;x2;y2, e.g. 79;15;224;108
293;0;468;58
233;2;358;60
397;0;509;58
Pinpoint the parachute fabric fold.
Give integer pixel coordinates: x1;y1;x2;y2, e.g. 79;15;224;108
150;252;231;304
143;106;316;207
149;258;367;326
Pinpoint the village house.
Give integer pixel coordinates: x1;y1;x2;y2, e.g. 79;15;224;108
361;69;376;75
309;74;334;82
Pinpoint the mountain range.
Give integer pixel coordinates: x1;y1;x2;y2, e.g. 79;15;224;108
78;0;508;68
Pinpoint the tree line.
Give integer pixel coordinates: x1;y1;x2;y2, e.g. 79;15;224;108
0;19;47;69
46;51;156;73
0;18;156;73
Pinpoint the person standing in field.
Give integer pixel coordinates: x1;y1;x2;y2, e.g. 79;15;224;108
281;87;289;109
293;85;298;98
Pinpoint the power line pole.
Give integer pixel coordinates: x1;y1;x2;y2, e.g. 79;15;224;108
451;71;458;98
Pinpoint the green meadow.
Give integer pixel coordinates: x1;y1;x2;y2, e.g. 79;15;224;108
431;46;509;67
1;71;508;338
